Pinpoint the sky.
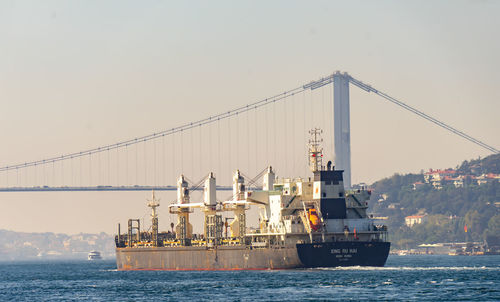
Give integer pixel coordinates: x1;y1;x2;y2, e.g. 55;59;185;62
0;0;499;234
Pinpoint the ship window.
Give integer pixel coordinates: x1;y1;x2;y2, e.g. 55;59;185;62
322;193;326;198
339;192;343;197
325;181;331;185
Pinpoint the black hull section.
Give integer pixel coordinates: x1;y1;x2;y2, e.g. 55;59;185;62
297;241;390;267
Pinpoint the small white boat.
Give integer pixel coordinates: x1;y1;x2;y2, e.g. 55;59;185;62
88;250;102;260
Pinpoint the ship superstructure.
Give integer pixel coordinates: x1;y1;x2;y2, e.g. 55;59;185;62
115;129;390;270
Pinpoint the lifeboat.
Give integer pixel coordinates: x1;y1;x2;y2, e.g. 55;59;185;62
308;209;321;231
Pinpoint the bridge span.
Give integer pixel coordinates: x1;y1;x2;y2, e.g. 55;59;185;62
0;71;497;193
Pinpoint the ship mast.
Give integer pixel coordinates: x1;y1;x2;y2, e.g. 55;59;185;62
147;190;160;246
308;128;323;172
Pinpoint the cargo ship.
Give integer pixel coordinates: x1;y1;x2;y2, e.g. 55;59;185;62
115;129;390;270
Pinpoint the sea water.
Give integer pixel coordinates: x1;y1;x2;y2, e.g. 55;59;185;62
0;255;499;301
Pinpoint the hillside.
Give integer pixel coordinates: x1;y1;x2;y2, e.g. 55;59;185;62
369;154;500;249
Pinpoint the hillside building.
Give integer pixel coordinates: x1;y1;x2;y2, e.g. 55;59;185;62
405;215;427;227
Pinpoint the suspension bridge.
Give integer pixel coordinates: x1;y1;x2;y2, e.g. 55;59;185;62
0;71;498;193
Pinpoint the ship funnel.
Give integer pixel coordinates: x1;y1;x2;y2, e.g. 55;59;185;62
233;170;245;200
263;166;275;191
177;174;190;204
204;172;217;206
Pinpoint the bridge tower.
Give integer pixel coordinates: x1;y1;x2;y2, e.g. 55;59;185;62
333;71;351;189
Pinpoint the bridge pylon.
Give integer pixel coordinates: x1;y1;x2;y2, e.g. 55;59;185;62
333;71;351;189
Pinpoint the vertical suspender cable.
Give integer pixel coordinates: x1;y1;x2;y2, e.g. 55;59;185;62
126;145;129;186
199;124;202;176
236;112;239;169
108;149;111;185
89;153;92;186
135;143;138;186
303;91;306;175
116;148;119;186
171;134;175;185
80;156;82;187
273;101;276;167
180;130;184;173
191;127;194;178
97;151;100;185
162;136;165;186
265;101;268;166
61;159;64;186
209;120;212;175
254;107;257;176
291;93;295;175
218;118;221;178
144;140;147;185
227;116;231;179
281;94;290;175
154;138;157;186
246;109;250;174
322;85;326;133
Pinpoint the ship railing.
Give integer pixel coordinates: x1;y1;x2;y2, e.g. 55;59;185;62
157;238;246;247
123;235;298;248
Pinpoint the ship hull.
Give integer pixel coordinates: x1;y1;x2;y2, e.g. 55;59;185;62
116;245;302;270
116;241;390;270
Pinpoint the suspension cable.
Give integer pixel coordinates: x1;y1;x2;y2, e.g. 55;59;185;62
348;76;499;154
2;71;497;175
0;85;306;172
